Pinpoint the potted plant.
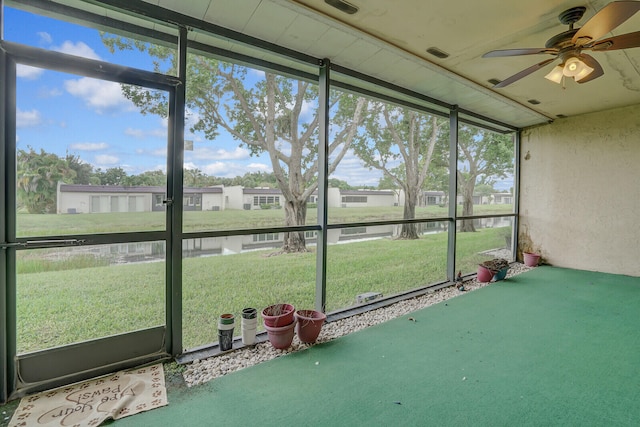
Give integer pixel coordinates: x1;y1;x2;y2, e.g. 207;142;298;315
477;264;494;282
478;258;510;282
261;303;295;327
262;303;296;349
294;309;326;344
263;320;297;349
523;252;541;267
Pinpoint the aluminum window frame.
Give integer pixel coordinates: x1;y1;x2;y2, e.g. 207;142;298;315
0;0;522;401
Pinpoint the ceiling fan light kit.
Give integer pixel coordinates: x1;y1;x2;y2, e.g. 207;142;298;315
544;65;565;84
544;56;595;83
483;1;640;88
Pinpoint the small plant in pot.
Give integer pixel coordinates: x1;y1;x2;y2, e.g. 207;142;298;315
262;303;296;349
478;258;510;282
523;252;541;267
294;309;326;344
261;303;295;327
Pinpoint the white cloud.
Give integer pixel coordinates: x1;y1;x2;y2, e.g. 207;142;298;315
246;163;270;172
54;41;101;61
185;109;200;129
38;32;53;45
94;154;119;165
16;109;42;128
38;87;63;98
16;64;44;80
331;150;382;186
64;77;134;113
195;146;250;161
299;99;317;120
184;162;199;170
68;142;108;151
200;161;270;177
201;162;227;175
16;40;100;81
250;69;266;79
124;128;145;139
124;127;166;139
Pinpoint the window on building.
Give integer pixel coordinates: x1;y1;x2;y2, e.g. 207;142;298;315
341;196;367;203
253;233;280;242
154;194;165;207
253;195;280;206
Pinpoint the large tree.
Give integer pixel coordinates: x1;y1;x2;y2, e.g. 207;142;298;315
94;167;127;186
124;169;167;187
17;147;76;214
353;102;447;239
102;36;366;252
66;153;97;185
457;125;514;232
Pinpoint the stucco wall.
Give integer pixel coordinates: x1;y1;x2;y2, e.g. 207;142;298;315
519;103;640;276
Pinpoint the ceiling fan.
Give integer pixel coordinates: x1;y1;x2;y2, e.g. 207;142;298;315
483;1;640;88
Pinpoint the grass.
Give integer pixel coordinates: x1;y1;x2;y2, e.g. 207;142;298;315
16;225;508;353
15;204;514;236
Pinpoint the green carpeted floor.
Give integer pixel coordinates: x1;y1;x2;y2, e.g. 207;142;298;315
116;266;640;426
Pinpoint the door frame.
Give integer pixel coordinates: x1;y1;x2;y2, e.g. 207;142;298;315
1;40;184;401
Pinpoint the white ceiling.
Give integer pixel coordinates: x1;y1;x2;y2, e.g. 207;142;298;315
283;0;640;126
30;0;640;129
148;0;640;129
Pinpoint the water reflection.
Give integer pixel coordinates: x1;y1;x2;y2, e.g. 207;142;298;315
29;217;512;265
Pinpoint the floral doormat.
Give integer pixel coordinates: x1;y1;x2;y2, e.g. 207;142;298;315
9;364;167;427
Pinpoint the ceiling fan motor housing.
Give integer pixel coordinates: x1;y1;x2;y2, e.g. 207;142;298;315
558;6;586;26
545;29;579;49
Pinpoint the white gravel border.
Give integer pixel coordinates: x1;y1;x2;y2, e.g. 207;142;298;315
182;263;533;387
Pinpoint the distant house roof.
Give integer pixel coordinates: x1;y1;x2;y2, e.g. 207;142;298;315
58;184;222;194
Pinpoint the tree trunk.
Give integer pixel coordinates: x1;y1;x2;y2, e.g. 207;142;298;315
282;198;308;252
398;192;419;239
460;180;476;232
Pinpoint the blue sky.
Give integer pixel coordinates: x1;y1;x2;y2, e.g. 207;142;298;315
8;5;382;186
7;6;512;190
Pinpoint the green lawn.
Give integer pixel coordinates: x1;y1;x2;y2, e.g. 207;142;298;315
16;204;513;236
16;225;509;353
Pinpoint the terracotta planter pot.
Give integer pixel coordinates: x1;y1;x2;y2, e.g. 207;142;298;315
524;252;541;267
261;304;295;327
264;320;296;349
477;265;494;283
294;309;326;344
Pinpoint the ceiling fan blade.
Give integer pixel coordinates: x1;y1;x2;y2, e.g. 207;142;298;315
493;58;557;88
572;1;640;46
588;31;640;51
576;54;604;83
483;48;557;58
